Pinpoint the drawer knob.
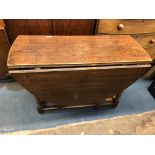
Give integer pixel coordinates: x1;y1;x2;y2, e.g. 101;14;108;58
117;24;125;30
150;39;155;44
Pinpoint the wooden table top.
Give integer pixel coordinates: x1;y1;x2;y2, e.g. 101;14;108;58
8;35;152;69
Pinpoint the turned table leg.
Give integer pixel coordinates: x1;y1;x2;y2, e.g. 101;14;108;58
35;93;122;114
111;93;121;108
35;97;46;114
148;80;155;100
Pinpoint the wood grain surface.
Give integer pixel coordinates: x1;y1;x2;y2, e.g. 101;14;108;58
8;35;151;109
10;65;150;107
132;33;155;60
7;35;151;69
97;19;155;34
4;19;96;44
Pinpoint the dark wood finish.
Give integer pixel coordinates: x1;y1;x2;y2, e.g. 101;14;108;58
97;19;155;34
8;35;151;69
144;65;155;79
4;19;53;45
4;19;96;44
10;65;150;112
0;21;10;78
52;19;96;35
8;35;151;113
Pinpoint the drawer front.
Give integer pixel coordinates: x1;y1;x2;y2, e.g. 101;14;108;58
132;33;155;60
97;19;155;34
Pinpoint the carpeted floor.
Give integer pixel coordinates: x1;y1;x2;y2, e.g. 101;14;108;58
4;110;155;135
0;78;154;133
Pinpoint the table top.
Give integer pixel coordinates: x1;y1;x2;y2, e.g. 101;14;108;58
8;35;152;69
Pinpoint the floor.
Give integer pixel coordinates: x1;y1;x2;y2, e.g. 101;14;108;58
5;110;155;135
0;78;155;134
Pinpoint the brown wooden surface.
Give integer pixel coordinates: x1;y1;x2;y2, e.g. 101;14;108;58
4;19;96;44
97;19;155;34
132;33;155;60
144;66;155;79
8;35;151;69
8;35;151;110
0;27;10;77
0;19;5;28
52;19;96;35
10;65;150;107
4;20;53;45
